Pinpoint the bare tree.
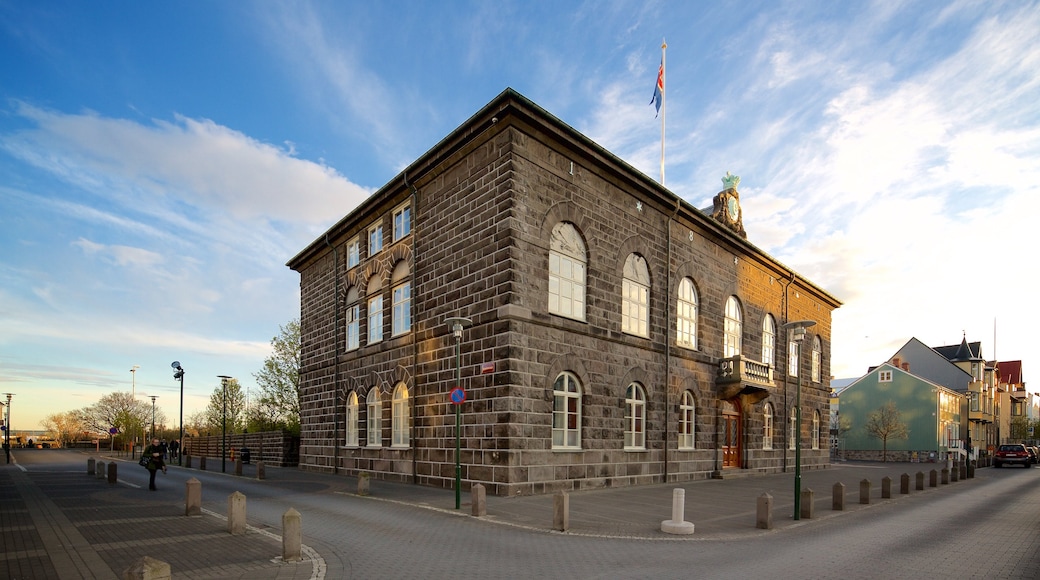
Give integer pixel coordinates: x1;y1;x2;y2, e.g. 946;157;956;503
79;392;160;448
42;411;85;447
865;401;910;462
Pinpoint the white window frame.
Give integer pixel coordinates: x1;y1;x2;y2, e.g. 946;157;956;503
391;384;409;448
393;203;411;242
392;281;411;336
812;410;821;450
678;391;695;450
347;236;360;269
366;390;382;448
624;383;647;450
763;403;774;450
368;222;383;255
676;277;697;349
762;315;776;368
346;302;360;351
724;296;742;357
548;223;586;321
552;372;582;450
621;255;650;338
345;392;359;447
811;336;822;383
789;407;797;450
368;295;383;344
879;370;893;382
788;340;800;377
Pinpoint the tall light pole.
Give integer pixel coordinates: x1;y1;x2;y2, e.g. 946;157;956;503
130;366;140;456
218;375;232;473
783;320;816;521
3;393;12;463
445;316;472;510
149;396;158;440
172;362;185;465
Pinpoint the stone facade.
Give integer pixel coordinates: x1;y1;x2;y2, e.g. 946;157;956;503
287;89;841;496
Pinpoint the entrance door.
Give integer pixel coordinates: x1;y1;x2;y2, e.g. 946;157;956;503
722;399;741;468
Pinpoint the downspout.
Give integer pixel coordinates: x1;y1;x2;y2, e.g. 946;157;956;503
325;233;341;475
780;272;795;473
404;171;419;484
664;197;679;482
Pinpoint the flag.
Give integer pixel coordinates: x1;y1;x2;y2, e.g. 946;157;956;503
650;59;663;117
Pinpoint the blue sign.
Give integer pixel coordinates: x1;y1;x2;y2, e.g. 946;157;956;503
450;387;466;405
109;427;119;435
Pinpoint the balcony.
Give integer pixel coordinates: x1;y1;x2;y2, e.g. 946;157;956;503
716;355;774;402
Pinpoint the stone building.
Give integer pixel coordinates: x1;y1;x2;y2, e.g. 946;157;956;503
287;88;841;496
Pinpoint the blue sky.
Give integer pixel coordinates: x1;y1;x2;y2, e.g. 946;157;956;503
2;1;1038;431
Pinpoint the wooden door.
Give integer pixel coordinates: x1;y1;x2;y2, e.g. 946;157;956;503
722;399;741;468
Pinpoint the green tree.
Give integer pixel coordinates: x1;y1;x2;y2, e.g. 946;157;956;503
252;319;301;434
205;378;247;434
79;392;160;448
865;401;910;462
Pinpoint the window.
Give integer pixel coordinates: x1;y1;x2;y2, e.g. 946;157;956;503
622;254;650;337
676;278;698;349
788;340;800;377
391;262;411;336
552;372;582;449
624;383;646;450
762;315;776;368
1012;399;1025;416
970;391;980;412
367;276;383;344
366;390;382;447
879;370;892;382
347;237;360;269
392;384;409;447
346;287;360;351
393;203;411;242
368;222;383;255
811;336;822;382
548;223;586;320
763;403;774;450
789;407;797;450
724;296;742;357
812;410;821;450
345;392;359;447
678;391;695;450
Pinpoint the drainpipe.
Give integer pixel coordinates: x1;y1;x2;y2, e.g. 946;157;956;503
780;273;795;473
404;171;419;484
664;197;679;482
325;234;341;475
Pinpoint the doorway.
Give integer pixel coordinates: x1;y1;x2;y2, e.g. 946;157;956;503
722;399;741;468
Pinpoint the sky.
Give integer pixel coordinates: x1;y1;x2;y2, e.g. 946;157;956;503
2;1;1038;433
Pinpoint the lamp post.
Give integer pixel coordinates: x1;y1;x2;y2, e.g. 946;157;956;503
783;319;815;521
149;395;158;440
172;362;185;465
3;393;12;463
445;316;472;510
130;366;140;457
218;375;232;473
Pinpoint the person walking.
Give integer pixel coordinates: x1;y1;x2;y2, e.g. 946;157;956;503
142;438;167;490
168;439;180;462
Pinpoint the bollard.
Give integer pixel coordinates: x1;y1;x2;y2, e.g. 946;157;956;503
96;461;106;479
929;469;938;487
941;468;949;485
235;459;243;477
122;555;171;580
185;478;201;517
832;482;845;511
916;471;925;491
960;463;967;480
471;483;487;517
553;491;570;532
800;488;814;520
357;472;370;496
108;462;118;484
228;491;247;535
256;461;266;480
967;462;975;479
859;479;871;504
88;458;96;476
951;464;959;482
661;488;695;535
900;473;910;495
282;508;302;563
200;456;207;471
881;476;892;499
756;492;773;529
184;454;192;469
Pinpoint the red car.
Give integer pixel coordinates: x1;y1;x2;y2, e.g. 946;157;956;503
994;444;1032;468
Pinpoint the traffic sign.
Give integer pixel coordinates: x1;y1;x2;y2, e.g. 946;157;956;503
450;387;466;405
109;427;119;435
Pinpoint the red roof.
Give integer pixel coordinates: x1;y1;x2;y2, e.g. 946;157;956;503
998;360;1023;385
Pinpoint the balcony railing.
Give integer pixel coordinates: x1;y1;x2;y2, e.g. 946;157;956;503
716;355;773;386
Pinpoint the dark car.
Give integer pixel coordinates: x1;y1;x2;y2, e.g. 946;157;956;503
994;444;1032;468
1028;446;1039;465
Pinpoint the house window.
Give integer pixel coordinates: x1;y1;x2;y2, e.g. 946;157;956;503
391;261;411;336
762;315;776;368
548;223;586;321
368;222;383;255
879;370;892;382
724;296;742;357
552;372;582;449
392;384;409;448
970;392;980;412
678;391;695;450
788;340;800;377
811;336;822;382
789;407;797;450
366;390;382;448
367;275;383;344
676;277;698;349
624;383;646;450
345;392;359;447
1012;399;1025;416
347;236;360;269
346;288;360;351
393;203;411;242
763;403;774;450
812;410;821;450
621;254;650;337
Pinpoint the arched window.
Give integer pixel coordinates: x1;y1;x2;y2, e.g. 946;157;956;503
676;277;698;349
763;403;774;450
624;383;647;450
392;383;410;447
391;261;411;337
367;275;383;344
724;296;742;357
548;223;586;321
346;286;360;351
762;315;776;368
552;372;582;449
678;391;695;450
367;389;382;448
811;336;822;383
788;407;797;450
345;392;359;447
812;410;821;450
622;254;650;337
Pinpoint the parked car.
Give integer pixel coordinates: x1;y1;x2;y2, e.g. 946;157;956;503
994;444;1032;468
1027;446;1039;465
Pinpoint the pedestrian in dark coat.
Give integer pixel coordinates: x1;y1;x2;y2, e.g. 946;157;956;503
142;438;167;490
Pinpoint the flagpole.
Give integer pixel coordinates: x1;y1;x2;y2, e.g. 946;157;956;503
660;39;667;185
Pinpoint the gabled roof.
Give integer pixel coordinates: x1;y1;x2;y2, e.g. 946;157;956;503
999;360;1024;385
933;336;983;362
889;337;972;392
838;362;960;397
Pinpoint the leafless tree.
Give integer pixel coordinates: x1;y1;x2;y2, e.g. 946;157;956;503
865;401;909;462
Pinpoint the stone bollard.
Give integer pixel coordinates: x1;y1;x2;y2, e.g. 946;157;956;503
941;468;949;485
900;473;910;495
757;493;773;529
832;482;845;511
185;478;201;516
800;488;814;519
228;491;247;535
960;463;967;479
235;459;243;477
661;488;695;535
282;508;302;563
967;462;975;479
553;490;570;532
108;462;118;484
256;461;266;480
184;454;192;469
471;483;487;517
200;456;207;471
952;464;960;481
96;461;106;479
916;471;925;491
357;472;370;496
859;479;871;504
881;476;892;499
929;469;938;487
88;458;96;475
122;555;171;580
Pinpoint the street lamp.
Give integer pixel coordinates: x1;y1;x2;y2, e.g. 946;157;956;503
2;393;12;464
130;366;140;456
445;316;472;510
172;362;185;465
149;396;158;440
218;375;232;473
783;319;816;521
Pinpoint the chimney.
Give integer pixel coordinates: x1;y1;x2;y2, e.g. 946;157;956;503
892;357;901;368
902;362;910;371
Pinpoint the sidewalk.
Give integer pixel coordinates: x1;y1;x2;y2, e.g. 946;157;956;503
1;450;980;579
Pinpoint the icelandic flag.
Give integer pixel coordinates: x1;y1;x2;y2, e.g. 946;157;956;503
650;59;663;117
